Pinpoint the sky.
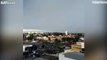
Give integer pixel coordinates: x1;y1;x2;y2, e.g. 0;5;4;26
23;0;105;34
23;0;85;33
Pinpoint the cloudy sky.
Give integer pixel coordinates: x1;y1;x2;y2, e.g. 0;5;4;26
23;0;85;33
23;0;105;33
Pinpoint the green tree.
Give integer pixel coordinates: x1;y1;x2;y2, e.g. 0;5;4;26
27;34;34;42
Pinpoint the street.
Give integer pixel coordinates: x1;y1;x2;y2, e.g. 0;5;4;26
23;54;58;60
23;51;84;60
59;52;84;60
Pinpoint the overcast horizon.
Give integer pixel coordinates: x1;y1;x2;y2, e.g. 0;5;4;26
23;0;85;33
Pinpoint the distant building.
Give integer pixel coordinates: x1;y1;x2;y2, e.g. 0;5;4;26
65;30;68;35
43;36;49;40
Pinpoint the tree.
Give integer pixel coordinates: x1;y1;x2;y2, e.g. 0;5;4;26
27;34;34;41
